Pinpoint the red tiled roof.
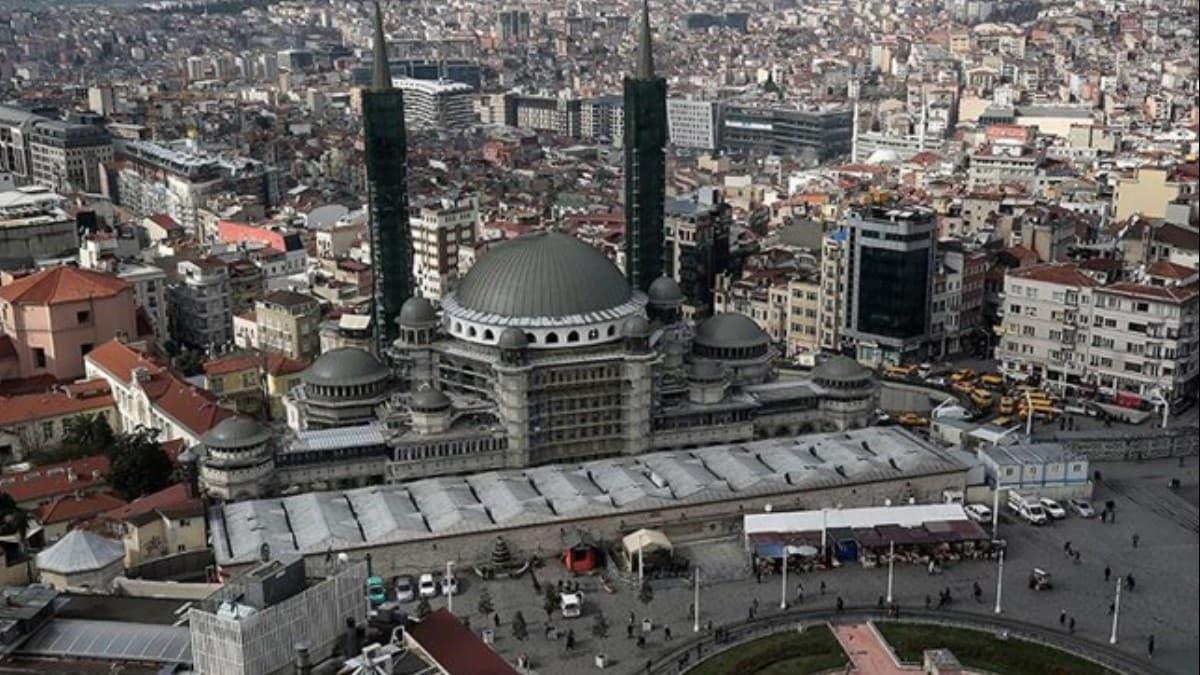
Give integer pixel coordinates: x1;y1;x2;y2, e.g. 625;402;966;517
1146;260;1196;280
35;492;127;526
264;351;308;376
202;353;260;376
0;386;114;426
85;340;166;384
0;455;110;505
0;266;130;305
1009;263;1100;287
1099;281;1199;303
407;609;519;675
104;482;202;524
147;214;181;230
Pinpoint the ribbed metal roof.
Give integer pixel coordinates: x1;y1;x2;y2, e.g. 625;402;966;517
203;417;270;449
452;232;632;319
36;529;124;574
302;347;389;387
694;313;769;349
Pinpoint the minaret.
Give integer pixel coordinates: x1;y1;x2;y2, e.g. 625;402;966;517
362;0;411;353
622;0;668;294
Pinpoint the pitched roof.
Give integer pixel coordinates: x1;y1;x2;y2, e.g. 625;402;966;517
104;482;202;525
0;267;130;305
35;492;128;526
0;384;114;426
1008;263;1100;288
406;609;519;675
264;351;309;376
85;340;166;384
202;353;259;376
35;528;125;574
1099;281;1199;303
0;455;110;505
1146;260;1197;280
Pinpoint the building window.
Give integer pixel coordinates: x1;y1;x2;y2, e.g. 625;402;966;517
33;348;46;368
77;310;91;324
80;343;93;358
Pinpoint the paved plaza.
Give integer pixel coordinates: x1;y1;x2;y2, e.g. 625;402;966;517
401;456;1198;674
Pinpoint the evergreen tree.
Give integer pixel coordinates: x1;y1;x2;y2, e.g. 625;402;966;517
543;585;560;618
512;611;528;640
107;427;173;500
477;585;494;616
415;595;432;620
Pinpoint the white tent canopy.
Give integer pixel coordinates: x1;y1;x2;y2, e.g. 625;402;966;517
744;503;969;537
621;528;671;560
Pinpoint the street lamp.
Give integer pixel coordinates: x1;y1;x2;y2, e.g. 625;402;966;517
993;549;1004;614
638;531;645;586
885;540;895;603
1110;576;1122;644
692;567;700;633
780;543;789;610
445;560;455;614
1024;390;1035;439
1148;388;1169;429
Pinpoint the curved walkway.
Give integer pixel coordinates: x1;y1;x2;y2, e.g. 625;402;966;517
641;605;1168;675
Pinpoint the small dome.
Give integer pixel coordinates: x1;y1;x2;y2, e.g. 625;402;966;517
410;387;451;412
694;313;770;350
177;447;199;465
498;327;528;350
621;315;652;338
647;276;684;308
812;355;872;385
303;348;390;388
203;417;270;449
398;297;437;326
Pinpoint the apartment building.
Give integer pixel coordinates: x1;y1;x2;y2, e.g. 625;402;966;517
967;143;1042;192
996;261;1199;403
818;229;848;352
395;78;475;129
664;187;731;319
254;290;321;361
667;98;720;151
786;273;821;358
0;106;112;194
1113;166;1192;222
0;186;78;260
411;194;478;301
169;258;232;352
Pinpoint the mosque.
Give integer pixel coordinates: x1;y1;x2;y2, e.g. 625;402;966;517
198;231;880;498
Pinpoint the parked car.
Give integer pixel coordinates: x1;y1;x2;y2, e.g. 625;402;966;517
964;503;992;524
366;576;387;606
1039;498;1067;519
440;575;460;596
1068;498;1095;518
1028;568;1053;591
560;591;584;618
394;575;415;603
1008;491;1048;525
418;573;438;598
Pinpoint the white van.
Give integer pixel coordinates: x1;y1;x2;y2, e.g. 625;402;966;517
1007;491;1047;525
561;591;583;618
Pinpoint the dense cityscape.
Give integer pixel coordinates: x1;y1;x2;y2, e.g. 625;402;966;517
0;0;1196;673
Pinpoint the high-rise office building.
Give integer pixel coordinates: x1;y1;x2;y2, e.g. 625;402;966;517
496;8;532;44
664;187;731;318
843;204;937;366
362;1;412;352
622;0;668;293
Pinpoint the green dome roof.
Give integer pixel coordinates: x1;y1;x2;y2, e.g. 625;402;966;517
453;232;633;318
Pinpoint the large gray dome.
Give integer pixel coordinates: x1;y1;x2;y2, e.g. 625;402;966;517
648;276;684;308
452;232;632;318
302;347;390;387
694;313;770;350
203;417;271;449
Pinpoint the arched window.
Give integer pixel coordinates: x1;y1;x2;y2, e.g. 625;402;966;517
525;332;537;344
588;329;599;340
453;321;462;334
567;330;580;343
483;329;494;341
467;326;477;338
545;332;560;344
607;325;617;337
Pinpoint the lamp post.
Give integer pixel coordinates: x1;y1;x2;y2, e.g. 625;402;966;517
1148;389;1169;429
1110;576;1122;644
780;544;789;610
994;549;1004;614
638;531;645;586
692;568;700;633
886;540;895;603
445;560;455;614
1024;390;1035;438
991;480;1003;539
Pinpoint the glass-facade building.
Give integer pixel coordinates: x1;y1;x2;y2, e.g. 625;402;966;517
363;87;412;351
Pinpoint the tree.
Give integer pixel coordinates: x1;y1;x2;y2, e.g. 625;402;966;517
107;427;173;500
173;349;204;377
592;611;610;640
55;414;116;462
414;595;432;620
638;580;655;607
477;585;494;616
0;493;27;542
542;585;560;618
512;611;528;641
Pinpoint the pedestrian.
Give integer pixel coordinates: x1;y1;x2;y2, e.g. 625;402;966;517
973;581;982;602
493;612;500;628
820;580;827;595
1126;574;1136;592
1073;550;1081;565
796;584;804;604
1100;509;1107;524
707;620;713;634
566;629;575;650
753;597;759;614
688;602;695;620
1104;565;1111;582
1107;602;1115;615
836;596;844;612
1148;634;1155;658
748;606;755;621
636;634;646;648
878;595;885;609
627;623;634;639
664;625;672;641
925;594;932;609
629;611;636;626
645;658;651;673
1064;541;1072;556
755;568;762;584
1069;616;1076;634
1060;610;1067;626
1132;533;1140;549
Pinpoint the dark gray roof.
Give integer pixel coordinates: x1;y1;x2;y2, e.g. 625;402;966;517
203;417;271;449
621;315;652;337
411;388;451;411
812;355;872;383
18;619;192;665
452;232;632;318
398;297;437;326
302;347;390;387
694;313;769;349
648;276;684;308
498;327;528;349
36;530;124;574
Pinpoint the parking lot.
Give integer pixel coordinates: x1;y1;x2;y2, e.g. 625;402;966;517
375;455;1198;674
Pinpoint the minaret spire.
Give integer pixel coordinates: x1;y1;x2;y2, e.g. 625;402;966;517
371;1;392;91
636;0;654;79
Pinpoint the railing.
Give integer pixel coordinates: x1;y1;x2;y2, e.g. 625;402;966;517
642;605;1166;675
